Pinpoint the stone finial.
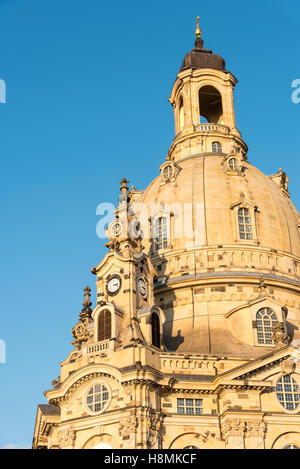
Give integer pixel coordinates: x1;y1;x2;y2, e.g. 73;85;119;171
83;285;92;308
78;285;93;322
119;177;129;196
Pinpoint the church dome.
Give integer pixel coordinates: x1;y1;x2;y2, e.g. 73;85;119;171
180;22;225;72
134;154;300;355
138;154;300;258
180;41;225;72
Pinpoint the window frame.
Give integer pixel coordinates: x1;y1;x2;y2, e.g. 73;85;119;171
256;307;278;345
84;381;111;416
177;398;203;415
275;375;300;412
238;207;253;241
151;312;161;349
231;198;259;245
212;141;222;153
150;208;173;255
228;157;239;171
97;309;112;342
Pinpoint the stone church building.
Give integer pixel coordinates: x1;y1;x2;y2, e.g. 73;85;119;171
33;21;300;449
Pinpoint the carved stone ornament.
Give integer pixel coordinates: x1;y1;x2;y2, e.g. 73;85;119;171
119;416;138;437
145;410;163;448
71;321;88;350
71;286;93;350
280;358;296;375
272;322;288;345
246;420;266;438
222;419;245;440
58;429;76;448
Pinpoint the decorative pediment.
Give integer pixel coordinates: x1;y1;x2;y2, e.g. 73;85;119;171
225;295;290;348
220;345;298;382
230;192;258;211
225;295;287;319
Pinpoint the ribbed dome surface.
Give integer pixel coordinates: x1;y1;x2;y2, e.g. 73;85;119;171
139;155;300;257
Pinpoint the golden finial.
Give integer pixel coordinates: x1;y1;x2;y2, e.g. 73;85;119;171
195;16;202;38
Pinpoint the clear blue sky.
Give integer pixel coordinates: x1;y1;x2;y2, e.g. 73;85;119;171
0;0;299;449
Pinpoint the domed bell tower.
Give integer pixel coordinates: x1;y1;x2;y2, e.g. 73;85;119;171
168;17;248;162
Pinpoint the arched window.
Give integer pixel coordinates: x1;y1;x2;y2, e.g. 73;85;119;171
179;97;184;131
162;165;173;181
212;141;222;153
153;216;168;251
151;312;160;348
228;157;239;171
238;207;253;240
256;308;277;344
199;85;223;124
283;445;300;449
98;310;111;342
276;375;300;411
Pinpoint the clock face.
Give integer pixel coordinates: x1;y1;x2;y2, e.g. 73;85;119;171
76;325;84;336
111;222;122;237
138;278;147;297
107;276;121;295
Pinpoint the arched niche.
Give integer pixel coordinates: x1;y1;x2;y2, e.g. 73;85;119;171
199;85;223;124
179;96;185;130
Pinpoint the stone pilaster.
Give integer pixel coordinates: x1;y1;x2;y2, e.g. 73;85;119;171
58;429;76;449
245;420;266;450
119;415;138;449
221;418;245;449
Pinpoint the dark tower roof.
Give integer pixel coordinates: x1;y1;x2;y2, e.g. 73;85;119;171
180;22;226;72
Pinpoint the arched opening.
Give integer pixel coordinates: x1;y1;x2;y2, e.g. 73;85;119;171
238;207;253;240
212;141;222;153
93;443;113;449
98;310;111;342
153;216;168;251
199;85;223;124
179;97;184;130
151;312;160;348
228;157;239;170
256;307;277;344
276;375;300;411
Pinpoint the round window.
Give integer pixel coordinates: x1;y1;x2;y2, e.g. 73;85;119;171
276;375;300;411
86;383;110;414
228;158;239;171
162;165;173;180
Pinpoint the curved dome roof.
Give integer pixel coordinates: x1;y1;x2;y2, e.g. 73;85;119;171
138;155;300;257
180;37;226;72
